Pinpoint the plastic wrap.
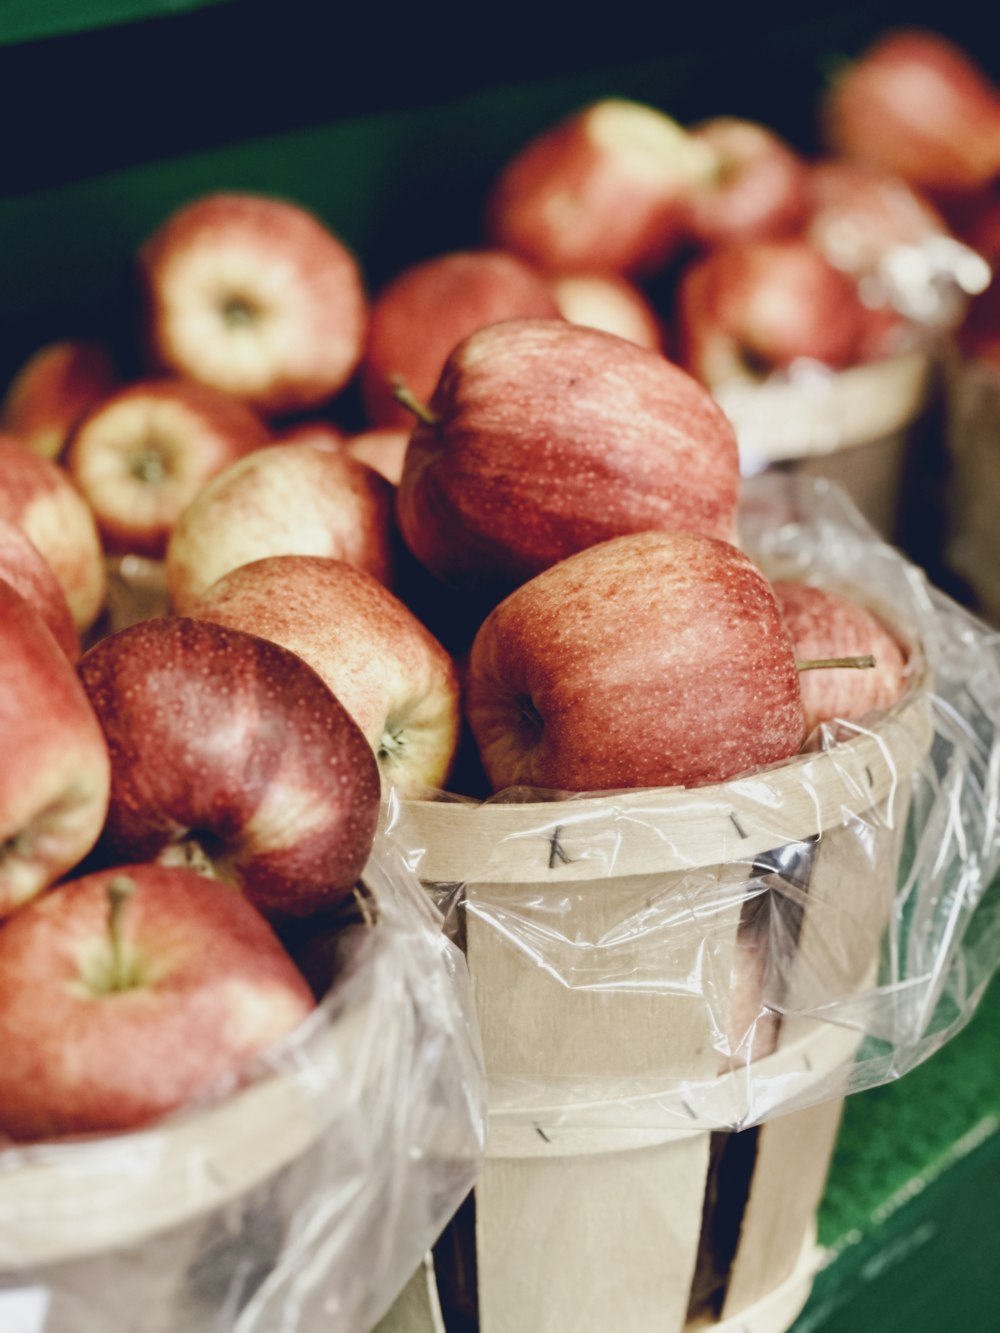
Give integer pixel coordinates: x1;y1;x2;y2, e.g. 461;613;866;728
0;819;487;1333
396;472;1000;1139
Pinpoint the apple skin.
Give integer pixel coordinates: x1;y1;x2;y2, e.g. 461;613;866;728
821;28;1000;194
465;530;805;793
395;318;741;592
675;238;867;386
0;436;106;633
165;441;396;613
679;117;811;248
342;427;410;486
188;555;462;797
484;98;716;277
0;862;316;1142
0;340;118;460
0;580;111;920
0;516;79;660
65;378;271;559
550;271;667;352
139;192;369;418
77;615;382;919
360;248;562;430
772;581;909;736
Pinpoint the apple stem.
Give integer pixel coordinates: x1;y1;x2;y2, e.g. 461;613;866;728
796;655;876;672
106;875;137;992
392;380;439;427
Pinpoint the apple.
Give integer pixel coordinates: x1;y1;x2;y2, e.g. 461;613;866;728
165;441;396;613
0;517;79;660
0;862;316;1141
342;427;410;486
679;116;811;248
138;191;369;418
271;420;347;450
772;580;909;736
359;248;562;429
674;238;868;386
77;614;382;918
0;579;111;919
549;271;666;352
188;555;462;797
821;28;1000;194
395;318;741;592
483;97;717;277
465;529;805;792
0;436;106;633
65;378;271;559
0;339;118;460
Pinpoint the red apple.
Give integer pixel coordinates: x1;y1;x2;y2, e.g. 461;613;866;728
395;318;741;591
271;420;348;450
343;427;410;486
772;581;910;736
0;580;110;919
65;378;271;559
165;442;396;613
77;615;381;918
189;555;462;797
360;248;562;429
0;436;106;632
679;116;811;247
821;29;1000;194
549;271;666;352
484;98;717;277
465;530;805;792
955;195;1000;365
675;238;868;386
0;862;315;1141
139;192;369;418
0;517;79;660
0;339;118;460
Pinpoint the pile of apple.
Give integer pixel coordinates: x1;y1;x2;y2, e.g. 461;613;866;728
8;32;982;1149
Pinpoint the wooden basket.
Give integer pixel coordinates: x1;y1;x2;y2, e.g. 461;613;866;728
717;349;933;539
943;352;1000;626
400;674;933;1333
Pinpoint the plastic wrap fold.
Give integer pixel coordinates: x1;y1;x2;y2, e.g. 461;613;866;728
0;822;487;1333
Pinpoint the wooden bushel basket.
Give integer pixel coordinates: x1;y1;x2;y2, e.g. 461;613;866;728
717;349;933;541
399;664;933;1333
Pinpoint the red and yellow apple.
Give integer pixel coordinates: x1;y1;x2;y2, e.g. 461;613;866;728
0;339;118;460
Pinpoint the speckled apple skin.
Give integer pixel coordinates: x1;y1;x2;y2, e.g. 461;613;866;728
396;319;741;590
77;616;381;917
0;581;110;918
0;437;106;632
772;581;910;736
66;378;271;559
165;443;396;612
0;862;315;1141
189;555;462;796
361;249;562;429
466;530;805;792
139;192;369;418
0;517;79;659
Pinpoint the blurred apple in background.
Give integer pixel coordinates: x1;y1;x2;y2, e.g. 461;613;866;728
466;530;805;792
675;237;869;387
360;248;561;429
484;98;717;276
549;271;666;351
0;436;106;632
0;517;79;660
396;318;741;593
0;339;119;460
0;863;316;1141
139;192;369;418
0;580;110;919
821;28;1000;197
189;555;462;797
78;615;382;919
66;378;271;558
165;441;396;612
271;420;348;449
679;116;811;247
342;427;410;486
772;580;909;736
